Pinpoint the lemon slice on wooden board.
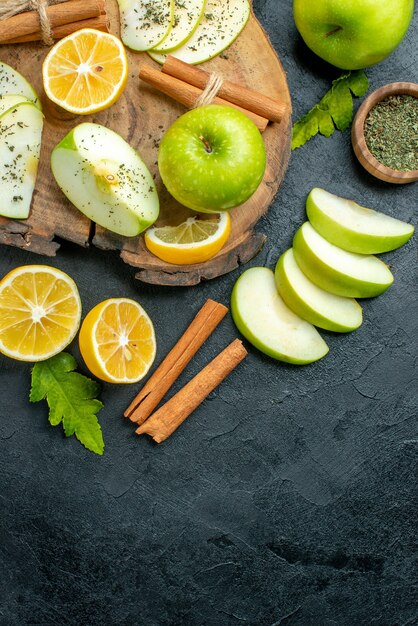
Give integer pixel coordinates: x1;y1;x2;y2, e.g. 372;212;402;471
79;298;156;384
149;0;251;65
118;0;174;51
0;101;44;219
42;29;128;115
144;213;231;265
0;62;41;109
0;265;81;362
152;0;206;54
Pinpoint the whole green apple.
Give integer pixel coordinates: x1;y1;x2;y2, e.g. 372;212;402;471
293;0;414;70
158;105;266;213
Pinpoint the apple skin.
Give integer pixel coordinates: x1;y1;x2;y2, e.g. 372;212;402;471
293;223;394;298
231;267;329;365
158;105;266;213
293;0;414;70
306;188;415;254
275;249;363;333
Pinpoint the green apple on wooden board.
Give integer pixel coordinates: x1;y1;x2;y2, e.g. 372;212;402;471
152;0;206;54
118;0;174;51
149;0;251;65
275;249;363;333
158;104;266;213
306;188;415;254
51;123;159;237
293;222;394;298
293;0;414;70
0;101;43;219
0;61;41;109
231;267;329;365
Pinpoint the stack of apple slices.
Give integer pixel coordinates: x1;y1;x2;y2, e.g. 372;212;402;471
118;0;251;65
0;62;43;219
232;188;414;365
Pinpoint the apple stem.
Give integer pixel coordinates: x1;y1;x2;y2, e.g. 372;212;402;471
199;135;212;154
323;26;342;38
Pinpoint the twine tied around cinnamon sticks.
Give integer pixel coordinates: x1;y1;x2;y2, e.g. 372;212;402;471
0;0;108;45
29;0;54;45
193;72;224;109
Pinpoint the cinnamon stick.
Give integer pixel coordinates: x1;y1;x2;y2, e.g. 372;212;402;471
0;0;106;44
162;56;286;124
136;339;248;443
125;299;228;425
4;14;109;43
139;65;269;133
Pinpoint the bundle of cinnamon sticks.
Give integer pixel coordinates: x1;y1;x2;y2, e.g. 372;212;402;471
0;0;108;45
140;56;288;132
125;299;248;444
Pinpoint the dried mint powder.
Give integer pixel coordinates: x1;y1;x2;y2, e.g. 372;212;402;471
364;94;418;171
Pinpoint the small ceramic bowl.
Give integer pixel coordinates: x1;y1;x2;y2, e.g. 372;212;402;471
351;81;418;184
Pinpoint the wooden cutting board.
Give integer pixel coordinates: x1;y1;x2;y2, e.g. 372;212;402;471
0;1;292;286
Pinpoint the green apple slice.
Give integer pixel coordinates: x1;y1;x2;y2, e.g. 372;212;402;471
51;123;159;237
0;102;43;219
152;0;206;53
118;0;174;51
275;249;363;333
0;62;41;109
231;267;329;365
307;188;415;254
149;0;251;65
0;94;32;117
293;222;394;298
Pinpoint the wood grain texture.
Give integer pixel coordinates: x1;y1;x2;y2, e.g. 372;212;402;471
352;82;418;185
0;0;292;286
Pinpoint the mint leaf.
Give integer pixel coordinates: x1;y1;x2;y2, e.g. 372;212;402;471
292;70;369;149
30;352;104;455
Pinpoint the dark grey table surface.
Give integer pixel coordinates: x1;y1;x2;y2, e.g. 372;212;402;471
1;2;417;625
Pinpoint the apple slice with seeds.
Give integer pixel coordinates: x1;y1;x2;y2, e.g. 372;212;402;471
275;249;363;333
149;0;251;65
306;187;415;254
118;0;174;51
51;123;159;237
293;222;394;298
152;0;206;54
231;267;329;365
0;101;43;219
0;62;41;109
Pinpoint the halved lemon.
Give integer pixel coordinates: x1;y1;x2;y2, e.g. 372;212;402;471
42;28;128;115
144;213;231;265
0;265;81;362
79;298;156;384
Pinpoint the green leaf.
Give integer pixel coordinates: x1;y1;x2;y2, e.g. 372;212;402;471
292;70;369;149
347;70;369;97
30;352;105;455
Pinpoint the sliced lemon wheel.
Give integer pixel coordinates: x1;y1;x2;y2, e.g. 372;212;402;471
0;265;81;362
79;298;156;384
42;28;128;115
144;213;231;265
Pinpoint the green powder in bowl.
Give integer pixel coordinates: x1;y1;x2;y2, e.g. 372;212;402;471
364;94;418;172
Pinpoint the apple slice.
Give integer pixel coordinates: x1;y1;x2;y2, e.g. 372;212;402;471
0;62;41;109
275;249;363;333
0;94;32;116
0;102;43;219
149;0;251;65
51;123;159;237
152;0;206;54
293;222;394;298
231;267;329;365
307;188;415;254
118;0;174;51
